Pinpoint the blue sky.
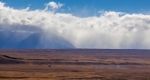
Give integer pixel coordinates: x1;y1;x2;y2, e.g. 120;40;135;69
0;0;150;49
1;0;150;16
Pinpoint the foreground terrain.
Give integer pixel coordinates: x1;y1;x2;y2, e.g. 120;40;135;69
0;49;150;80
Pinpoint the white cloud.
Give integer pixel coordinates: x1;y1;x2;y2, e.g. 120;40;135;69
0;2;5;9
44;1;63;12
0;2;150;49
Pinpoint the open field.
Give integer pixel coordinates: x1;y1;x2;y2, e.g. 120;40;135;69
0;49;150;80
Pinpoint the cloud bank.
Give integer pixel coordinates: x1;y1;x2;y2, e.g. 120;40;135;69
0;1;150;49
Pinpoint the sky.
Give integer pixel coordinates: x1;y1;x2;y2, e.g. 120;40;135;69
1;0;150;16
0;0;150;49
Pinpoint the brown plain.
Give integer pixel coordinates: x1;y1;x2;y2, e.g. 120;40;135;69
0;49;150;80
